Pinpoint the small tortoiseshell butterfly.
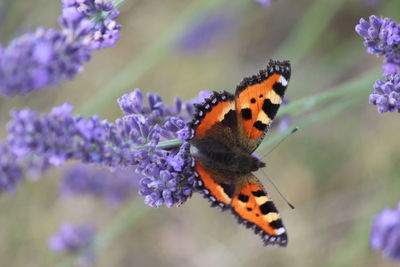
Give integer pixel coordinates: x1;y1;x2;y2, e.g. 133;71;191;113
187;59;291;247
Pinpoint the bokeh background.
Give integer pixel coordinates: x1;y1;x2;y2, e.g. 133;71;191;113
0;0;400;266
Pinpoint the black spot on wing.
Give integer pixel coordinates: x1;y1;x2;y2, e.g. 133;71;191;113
221;109;237;129
262;99;280;120
259;201;278;215
253;121;267;131
240;108;252;120
250;98;256;103
252;190;266;197
273;82;286;97
220;183;235;199
270;219;284;229
238;194;249;203
246;207;252;211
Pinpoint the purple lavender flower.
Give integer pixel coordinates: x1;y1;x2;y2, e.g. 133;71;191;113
61;164;140;205
370;203;400;261
138;142;195;208
179;12;235;53
355;16;400;74
61;0;121;50
49;223;95;256
256;0;273;6
5;89;196;208
0;143;23;194
0;0;121;97
369;73;400;113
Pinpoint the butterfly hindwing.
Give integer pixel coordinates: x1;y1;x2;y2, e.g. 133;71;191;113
231;174;287;246
194;159;287;246
235;60;291;153
193;157;235;210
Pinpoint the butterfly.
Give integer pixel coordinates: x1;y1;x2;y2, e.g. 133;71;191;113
187;59;291;246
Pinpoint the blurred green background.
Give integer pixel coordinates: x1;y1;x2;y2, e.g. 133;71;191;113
0;0;400;266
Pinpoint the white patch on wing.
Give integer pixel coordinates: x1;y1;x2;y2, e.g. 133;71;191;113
279;75;288;86
255;196;269;205
257;111;271;124
265;90;282;105
276;227;286;235
264;212;279;222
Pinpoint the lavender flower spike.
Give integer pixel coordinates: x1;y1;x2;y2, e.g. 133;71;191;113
369;73;400;113
370;203;400;261
0;0;121;97
355;16;400;75
49;223;95;261
256;0;273;6
0;143;23;194
6;88;197;208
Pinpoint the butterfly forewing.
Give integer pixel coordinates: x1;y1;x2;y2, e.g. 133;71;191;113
235;60;291;153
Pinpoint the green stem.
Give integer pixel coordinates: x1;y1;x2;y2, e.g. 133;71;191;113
257;96;362;153
79;0;227;116
279;67;381;117
113;0;126;7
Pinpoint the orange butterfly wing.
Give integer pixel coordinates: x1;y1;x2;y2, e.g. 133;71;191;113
235;60;291;152
188;60;291;247
231;175;287;246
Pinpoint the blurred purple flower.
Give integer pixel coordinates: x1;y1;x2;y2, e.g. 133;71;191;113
61;164;140;205
179;12;235;53
369;73;400;113
256;0;273;6
370;203;400;261
355;16;400;74
5;89;197;207
49;223;95;257
0;0;121;97
0;143;23;194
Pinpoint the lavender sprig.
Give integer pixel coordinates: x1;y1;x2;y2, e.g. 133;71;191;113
355;16;400;75
5;89;202;208
49;223;95;261
369;73;400;113
0;0;121;97
256;0;273;6
0;143;23;194
370;203;400;261
355;16;400;113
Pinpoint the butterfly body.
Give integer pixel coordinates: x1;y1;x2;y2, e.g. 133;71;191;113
188;60;291;247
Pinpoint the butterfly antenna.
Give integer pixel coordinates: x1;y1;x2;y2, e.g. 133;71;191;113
262;127;299;159
260;169;295;209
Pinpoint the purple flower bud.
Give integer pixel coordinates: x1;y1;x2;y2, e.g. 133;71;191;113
356;16;400;76
371;203;400;261
370;74;400;113
48;223;95;254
